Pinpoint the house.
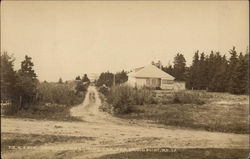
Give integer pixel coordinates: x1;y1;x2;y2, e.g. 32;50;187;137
127;64;185;90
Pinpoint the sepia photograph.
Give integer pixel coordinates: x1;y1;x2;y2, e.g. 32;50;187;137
1;1;249;159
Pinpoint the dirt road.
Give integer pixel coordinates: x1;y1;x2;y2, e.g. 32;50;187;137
1;86;249;159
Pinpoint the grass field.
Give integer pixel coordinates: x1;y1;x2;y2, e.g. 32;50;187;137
94;148;249;159
118;91;249;134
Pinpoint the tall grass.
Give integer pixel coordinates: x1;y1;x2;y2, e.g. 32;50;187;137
105;85;156;114
171;91;207;105
37;82;85;106
2;82;87;121
101;86;209;114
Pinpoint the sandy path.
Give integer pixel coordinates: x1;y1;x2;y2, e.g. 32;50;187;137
1;86;249;158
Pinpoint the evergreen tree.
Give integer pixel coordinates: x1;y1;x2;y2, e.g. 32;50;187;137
229;52;248;94
172;53;186;81
82;74;90;83
58;78;63;84
207;51;216;86
208;53;228;92
0;52;17;102
197;52;208;89
186;51;200;89
16;55;38;109
227;47;238;91
96;72;114;87
115;70;128;85
244;53;249;93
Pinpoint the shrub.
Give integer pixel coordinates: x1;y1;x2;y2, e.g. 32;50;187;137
37;82;86;106
107;86;134;114
133;88;156;105
171;91;206;105
99;86;109;96
105;85;156;114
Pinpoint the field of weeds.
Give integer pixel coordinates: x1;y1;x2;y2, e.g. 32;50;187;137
118;91;248;134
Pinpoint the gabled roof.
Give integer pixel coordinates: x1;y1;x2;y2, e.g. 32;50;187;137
128;64;175;80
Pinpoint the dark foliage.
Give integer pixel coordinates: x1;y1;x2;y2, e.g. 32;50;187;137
96;71;128;87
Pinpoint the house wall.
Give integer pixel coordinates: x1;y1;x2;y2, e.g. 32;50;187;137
160;78;174;90
160;79;186;90
127;76;137;87
135;78;147;88
127;77;185;90
127;77;161;88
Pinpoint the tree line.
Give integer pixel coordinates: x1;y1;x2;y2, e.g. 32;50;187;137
96;46;248;95
1;52;38;109
159;47;248;94
96;70;128;87
1;52;90;112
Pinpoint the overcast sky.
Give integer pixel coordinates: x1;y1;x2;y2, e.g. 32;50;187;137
1;1;249;82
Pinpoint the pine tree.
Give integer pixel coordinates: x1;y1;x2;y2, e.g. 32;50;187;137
244;53;249;93
82;74;90;83
0;52;17;102
186;51;200;89
197;52;208;89
115;70;128;85
227;47;238;91
208;53;228;92
173;53;186;81
58;78;63;84
96;72;114;87
229;53;248;94
16;55;38;109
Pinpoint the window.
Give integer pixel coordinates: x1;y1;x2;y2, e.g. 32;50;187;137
152;79;157;85
162;79;173;84
146;79;150;85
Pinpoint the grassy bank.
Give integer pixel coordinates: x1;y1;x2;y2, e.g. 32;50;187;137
100;86;248;134
119;102;248;134
94;148;249;159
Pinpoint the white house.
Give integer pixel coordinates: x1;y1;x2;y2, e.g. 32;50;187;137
127;64;185;90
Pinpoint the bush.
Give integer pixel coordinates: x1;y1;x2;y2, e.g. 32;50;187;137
99;86;109;96
37;82;86;106
171;91;206;105
105;85;156;114
107;86;134;114
133;88;156;105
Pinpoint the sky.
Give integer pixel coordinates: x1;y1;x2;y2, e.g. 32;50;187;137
1;1;249;82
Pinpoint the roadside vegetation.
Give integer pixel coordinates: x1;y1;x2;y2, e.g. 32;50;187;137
96;47;248;134
99;85;208;114
1;52;89;121
99;85;248;134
